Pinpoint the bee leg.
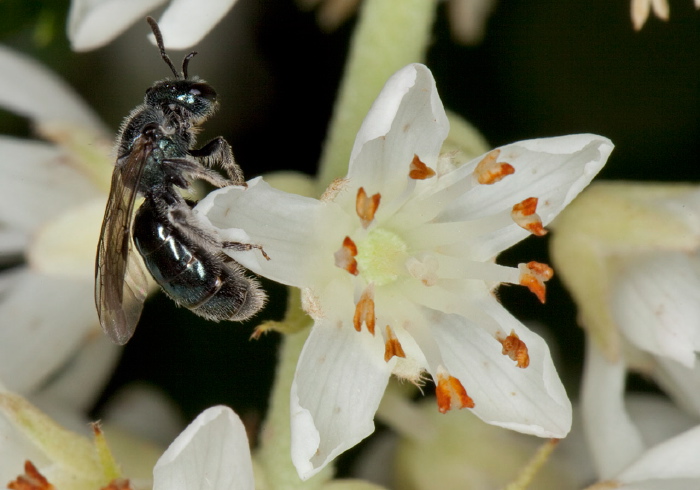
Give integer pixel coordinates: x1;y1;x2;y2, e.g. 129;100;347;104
222;241;270;261
189;137;244;186
162;157;234;189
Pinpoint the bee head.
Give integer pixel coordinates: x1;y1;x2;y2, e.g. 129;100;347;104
145;17;218;120
146;79;218;120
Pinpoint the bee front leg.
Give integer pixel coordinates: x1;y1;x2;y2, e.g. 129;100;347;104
189;137;244;186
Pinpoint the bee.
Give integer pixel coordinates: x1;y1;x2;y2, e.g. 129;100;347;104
95;17;267;345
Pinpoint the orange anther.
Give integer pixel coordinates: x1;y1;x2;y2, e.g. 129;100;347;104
436;370;474;413
409;154;436;180
384;325;406;361
519;261;554;303
511;197;547;236
8;461;55;490
100;480;134;490
474;149;515;185
497;330;530;368
334;236;359;275
353;284;376;334
356;187;381;228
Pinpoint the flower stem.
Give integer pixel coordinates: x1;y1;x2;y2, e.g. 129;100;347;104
316;0;437;193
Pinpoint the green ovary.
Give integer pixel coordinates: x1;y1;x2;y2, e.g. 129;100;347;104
355;228;408;286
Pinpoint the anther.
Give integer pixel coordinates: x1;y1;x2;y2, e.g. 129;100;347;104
353;284;376;334
356;187;381;228
334;236;359;275
497;330;530;368
409;154;436;180
436;368;474;413
511;197;547;236
8;461;54;490
519;261;554;303
474;149;515;185
384;325;406;361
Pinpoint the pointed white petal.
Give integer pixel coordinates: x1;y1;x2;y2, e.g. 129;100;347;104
0;137;100;232
618;425;700;483
291;322;391;480
0;269;97;394
195;177;350;288
424;295;572;438
611;252;700;368
581;340;645;479
31;334;120;414
156;0;239;49
153;406;254;490
345;63;449;205
0;46;106;129
437;134;613;259
68;0;166;51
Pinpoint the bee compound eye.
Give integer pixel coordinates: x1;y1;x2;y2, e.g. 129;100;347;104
190;82;217;101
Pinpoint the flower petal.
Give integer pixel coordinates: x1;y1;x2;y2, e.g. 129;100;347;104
153;405;254;490
345;63;449;205
618;425;700;483
68;0;167;51
611;252;700;368
0;269;97;394
291;322;391;480
195;177;350;288
425;295;571;438
156;0;240;49
0;46;106;129
0;137;101;232
436;134;613;260
581;340;645;479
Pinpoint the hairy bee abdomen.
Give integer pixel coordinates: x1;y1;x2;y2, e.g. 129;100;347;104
132;200;265;322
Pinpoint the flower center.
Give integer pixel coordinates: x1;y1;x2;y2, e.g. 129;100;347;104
355;228;407;286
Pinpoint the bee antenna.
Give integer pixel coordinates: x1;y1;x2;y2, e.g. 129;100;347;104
182;52;197;79
146;16;179;79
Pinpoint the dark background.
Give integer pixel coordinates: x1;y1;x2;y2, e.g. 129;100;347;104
1;0;698;457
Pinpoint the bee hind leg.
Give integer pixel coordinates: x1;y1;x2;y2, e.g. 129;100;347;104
222;241;270;261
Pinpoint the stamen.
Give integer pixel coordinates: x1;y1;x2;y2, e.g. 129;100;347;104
334;236;359;275
356;187;381;228
353;284;376;334
474;149;515;185
8;461;54;490
409;154;436;180
511;197;547;236
100;480;134;490
435;368;474;413
384;325;406;361
497;330;530;368
519;261;554;303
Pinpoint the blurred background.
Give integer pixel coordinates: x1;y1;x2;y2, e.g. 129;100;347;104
1;0;698;471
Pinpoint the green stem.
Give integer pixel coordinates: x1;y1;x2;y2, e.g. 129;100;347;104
315;0;437;193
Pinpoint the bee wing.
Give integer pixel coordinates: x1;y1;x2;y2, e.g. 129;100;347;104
95;137;152;345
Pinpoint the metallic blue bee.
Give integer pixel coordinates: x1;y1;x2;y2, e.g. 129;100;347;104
96;17;266;345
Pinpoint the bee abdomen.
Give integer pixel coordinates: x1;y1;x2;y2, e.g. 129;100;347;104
133;201;265;321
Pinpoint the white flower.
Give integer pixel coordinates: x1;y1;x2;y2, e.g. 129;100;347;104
631;0;700;30
0;390;254;490
196;63;613;479
152;406;254;490
551;182;700;477
67;0;240;51
586;423;700;490
0;45;118;405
